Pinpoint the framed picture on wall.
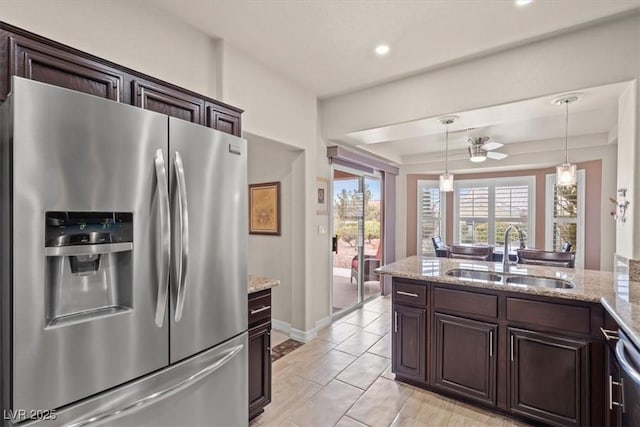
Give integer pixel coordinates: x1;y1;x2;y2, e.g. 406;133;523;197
316;177;329;215
249;182;281;235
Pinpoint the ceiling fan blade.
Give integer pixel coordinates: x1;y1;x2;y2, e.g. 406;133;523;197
486;151;508;160
480;141;503;151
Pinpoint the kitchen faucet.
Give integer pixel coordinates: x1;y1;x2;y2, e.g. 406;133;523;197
503;225;521;272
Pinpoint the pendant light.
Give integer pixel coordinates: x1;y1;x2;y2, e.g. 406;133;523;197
554;94;580;187
438;116;458;192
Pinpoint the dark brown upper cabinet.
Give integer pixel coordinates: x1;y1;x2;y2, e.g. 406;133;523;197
132;80;204;125
7;36;123;102
206;103;241;137
0;21;243;136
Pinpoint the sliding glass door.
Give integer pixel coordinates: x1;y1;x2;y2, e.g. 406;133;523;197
331;167;382;315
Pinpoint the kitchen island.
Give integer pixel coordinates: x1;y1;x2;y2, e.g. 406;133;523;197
377;256;640;427
247;275;279;420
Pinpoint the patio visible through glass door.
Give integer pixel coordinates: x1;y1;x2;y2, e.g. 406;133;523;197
331;169;382;314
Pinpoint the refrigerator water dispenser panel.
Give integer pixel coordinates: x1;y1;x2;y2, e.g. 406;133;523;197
44;212;134;328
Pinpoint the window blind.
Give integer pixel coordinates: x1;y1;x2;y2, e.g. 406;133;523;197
453;178;534;248
417;182;442;256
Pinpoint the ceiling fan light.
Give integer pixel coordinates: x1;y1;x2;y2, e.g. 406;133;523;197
468;144;487;163
556;163;576;187
440;173;454;192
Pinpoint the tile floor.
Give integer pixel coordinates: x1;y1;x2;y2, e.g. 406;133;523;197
252;295;531;427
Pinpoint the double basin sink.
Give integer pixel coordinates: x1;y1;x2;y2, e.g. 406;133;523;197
445;268;575;289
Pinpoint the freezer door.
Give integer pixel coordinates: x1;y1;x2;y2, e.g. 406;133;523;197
9;78;169;414
168;118;247;363
14;333;248;427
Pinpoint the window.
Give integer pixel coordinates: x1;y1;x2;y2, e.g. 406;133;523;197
417;180;444;256
458;187;489;245
454;177;535;250
545;171;585;268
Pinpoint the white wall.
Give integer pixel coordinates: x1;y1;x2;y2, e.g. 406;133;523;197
617;82;638;259
219;44;317;150
0;0;219;98
247;134;303;326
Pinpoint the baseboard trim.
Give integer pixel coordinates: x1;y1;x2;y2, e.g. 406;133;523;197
271;319;291;334
271;316;333;344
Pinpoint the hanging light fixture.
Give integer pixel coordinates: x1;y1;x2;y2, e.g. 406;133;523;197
438;116;458;192
553;94;580;187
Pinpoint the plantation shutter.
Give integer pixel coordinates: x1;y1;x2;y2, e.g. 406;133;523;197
417;181;442;256
457;187;489;245
551;183;578;251
495;185;529;247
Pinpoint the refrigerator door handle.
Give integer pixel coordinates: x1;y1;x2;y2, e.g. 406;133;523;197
154;149;171;328
174;151;189;322
66;344;244;427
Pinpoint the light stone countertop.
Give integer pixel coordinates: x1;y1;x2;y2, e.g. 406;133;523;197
248;274;280;294
376;256;640;348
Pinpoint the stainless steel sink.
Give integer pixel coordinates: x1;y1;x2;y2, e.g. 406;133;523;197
445;269;503;282
444;268;575;289
505;275;575;289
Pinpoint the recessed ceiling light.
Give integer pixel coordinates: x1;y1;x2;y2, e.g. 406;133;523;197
375;44;390;56
515;0;533;6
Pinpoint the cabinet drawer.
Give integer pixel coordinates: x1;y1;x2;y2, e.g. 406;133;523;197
434;287;498;319
248;291;271;326
393;281;427;307
506;298;590;335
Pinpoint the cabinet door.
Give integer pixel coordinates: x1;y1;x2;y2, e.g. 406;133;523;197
132;80;204;124
434;313;497;406
206;103;242;136
605;344;622;427
248;322;271;420
392;304;426;383
509;328;588;426
8;36;123;101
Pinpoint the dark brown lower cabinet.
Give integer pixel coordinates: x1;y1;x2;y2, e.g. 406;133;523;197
392;304;427;383
248;289;272;420
433;313;497;406
508;328;588;426
391;278;606;427
248;322;271;420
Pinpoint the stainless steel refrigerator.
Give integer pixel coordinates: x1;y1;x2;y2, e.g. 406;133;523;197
0;77;248;426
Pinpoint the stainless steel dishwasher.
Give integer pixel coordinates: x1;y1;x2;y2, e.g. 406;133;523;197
616;330;640;426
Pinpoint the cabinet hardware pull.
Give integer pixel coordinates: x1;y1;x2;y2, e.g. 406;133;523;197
394;311;398;333
489;331;493;357
396;291;418;298
250;305;271;315
510;335;514;362
609;375;625;411
600;327;619;341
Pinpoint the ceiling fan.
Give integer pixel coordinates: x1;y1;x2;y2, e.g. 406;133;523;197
467;137;508;162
